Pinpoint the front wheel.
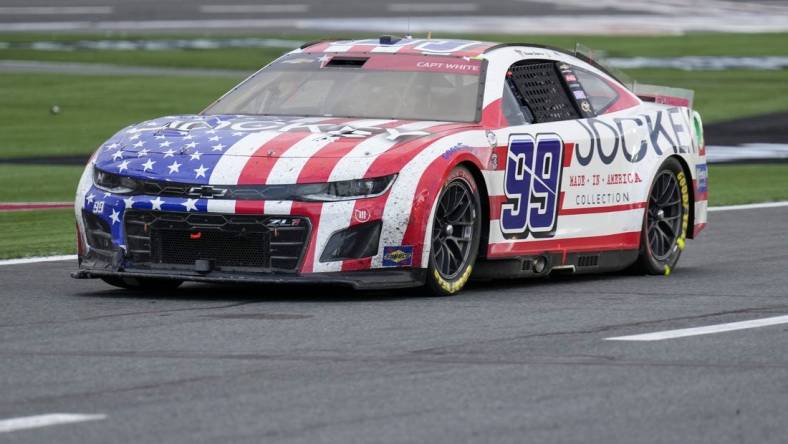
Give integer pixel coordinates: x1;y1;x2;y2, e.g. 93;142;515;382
635;158;691;275
425;166;482;296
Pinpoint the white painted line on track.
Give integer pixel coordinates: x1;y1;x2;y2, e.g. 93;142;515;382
0;255;76;266
606;315;788;341
0;414;106;433
708;201;788;212
199;4;309;14
387;3;479;12
0;7;113;15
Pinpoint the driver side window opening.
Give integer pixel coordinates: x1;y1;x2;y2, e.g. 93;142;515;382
502;78;532;126
503;60;580;125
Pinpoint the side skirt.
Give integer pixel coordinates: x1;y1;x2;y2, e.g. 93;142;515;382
471;249;639;280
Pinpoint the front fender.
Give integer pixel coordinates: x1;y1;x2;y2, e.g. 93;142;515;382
373;131;490;269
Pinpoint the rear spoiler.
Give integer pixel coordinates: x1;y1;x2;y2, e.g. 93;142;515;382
632;83;695;109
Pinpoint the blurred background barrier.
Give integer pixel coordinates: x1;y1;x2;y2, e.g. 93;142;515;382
0;0;786;259
1;0;788;34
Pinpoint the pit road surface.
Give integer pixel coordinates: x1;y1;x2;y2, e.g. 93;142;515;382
1;206;787;443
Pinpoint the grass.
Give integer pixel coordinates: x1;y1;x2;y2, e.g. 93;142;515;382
0;165;84;202
0;73;238;158
707;164;788;206
0;209;76;260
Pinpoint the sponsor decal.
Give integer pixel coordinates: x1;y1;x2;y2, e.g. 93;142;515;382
573;90;587;100
488;152;499;170
674;170;691;260
501;134;564;239
432;265;473;294
515;49;553;58
485;130;497;147
575;109;695;166
324;39;482;55
569;172;641;188
415;61;480;72
382;245;414;267
569;175;587;187
696;164;708;192
413;40;482;54
441;142;473;159
580;101;592;113
354;208;370;223
132;119;396;138
607;172;643;185
575;192;631;206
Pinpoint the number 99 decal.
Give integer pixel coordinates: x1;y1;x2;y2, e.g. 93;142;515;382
500;134;564;239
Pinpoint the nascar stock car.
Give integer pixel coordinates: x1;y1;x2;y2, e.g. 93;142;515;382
73;37;708;295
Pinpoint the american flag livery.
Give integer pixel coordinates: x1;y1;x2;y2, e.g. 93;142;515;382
75;38;707;294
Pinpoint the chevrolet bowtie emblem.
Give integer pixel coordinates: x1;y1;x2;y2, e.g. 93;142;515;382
188;186;227;199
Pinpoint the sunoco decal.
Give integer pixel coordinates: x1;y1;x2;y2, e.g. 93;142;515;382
382;246;414;267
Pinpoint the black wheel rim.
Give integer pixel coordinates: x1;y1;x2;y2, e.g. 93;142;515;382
647;170;683;260
431;180;477;279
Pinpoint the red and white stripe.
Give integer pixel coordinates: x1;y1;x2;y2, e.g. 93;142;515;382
310;120;449;272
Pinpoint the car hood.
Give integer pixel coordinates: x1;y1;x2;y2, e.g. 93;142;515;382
92;114;473;184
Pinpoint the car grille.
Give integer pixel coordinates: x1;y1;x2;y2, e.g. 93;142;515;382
153;229;270;268
137;180;295;201
125;211;310;272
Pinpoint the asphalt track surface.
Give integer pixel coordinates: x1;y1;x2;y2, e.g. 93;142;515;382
1;205;787;443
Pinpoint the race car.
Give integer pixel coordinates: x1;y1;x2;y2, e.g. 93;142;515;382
73;37;708;295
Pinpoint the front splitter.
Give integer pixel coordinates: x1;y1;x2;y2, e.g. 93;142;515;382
72;267;426;290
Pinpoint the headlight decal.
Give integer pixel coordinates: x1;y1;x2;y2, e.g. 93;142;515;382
92;167;396;203
93;167;140;195
299;174;397;202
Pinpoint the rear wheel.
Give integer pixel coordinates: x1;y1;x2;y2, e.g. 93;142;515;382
101;276;183;291
635;158;690;275
425;166;482;296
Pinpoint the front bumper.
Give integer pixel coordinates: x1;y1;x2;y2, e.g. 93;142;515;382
74;183;423;289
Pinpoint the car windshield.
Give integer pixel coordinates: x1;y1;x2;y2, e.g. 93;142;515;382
203;53;483;122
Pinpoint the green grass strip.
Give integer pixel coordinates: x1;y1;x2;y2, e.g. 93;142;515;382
0;165;84;202
0;209;76;260
707;164;788;206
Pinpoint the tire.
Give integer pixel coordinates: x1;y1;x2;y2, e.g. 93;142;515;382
425;166;482;296
101;276;183;291
635;158;691;275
